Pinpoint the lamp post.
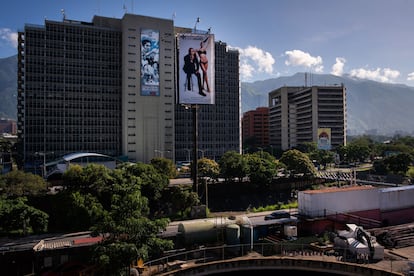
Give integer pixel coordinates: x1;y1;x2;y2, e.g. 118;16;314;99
194;17;200;33
35;151;53;178
183;148;191;163
154;150;171;158
192;104;199;194
257;147;263;158
198;149;206;159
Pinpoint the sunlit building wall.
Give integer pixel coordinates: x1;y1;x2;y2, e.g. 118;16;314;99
268;85;346;151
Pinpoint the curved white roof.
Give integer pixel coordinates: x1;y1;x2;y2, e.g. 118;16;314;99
62;152;113;162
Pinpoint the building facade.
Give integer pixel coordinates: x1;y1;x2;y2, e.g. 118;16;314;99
17;17;123;169
268;85;346;151
17;14;239;171
242;107;269;148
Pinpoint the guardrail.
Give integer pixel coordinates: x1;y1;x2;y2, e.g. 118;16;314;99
141;242;409;275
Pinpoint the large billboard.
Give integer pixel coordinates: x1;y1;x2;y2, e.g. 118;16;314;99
317;128;332;150
177;33;215;105
141;29;160;96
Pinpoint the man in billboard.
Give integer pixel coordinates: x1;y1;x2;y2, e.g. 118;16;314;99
183;47;205;96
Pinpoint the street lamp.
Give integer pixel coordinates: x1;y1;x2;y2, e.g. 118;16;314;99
194;17;200;32
35;151;53;178
183;148;191;163
257;147;263;158
154;150;171;158
198;149;206;159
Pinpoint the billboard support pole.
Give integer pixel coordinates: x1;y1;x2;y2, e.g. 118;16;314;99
192;104;199;194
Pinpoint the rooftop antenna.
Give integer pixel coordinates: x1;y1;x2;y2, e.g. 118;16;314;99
194;17;200;32
61;9;66;21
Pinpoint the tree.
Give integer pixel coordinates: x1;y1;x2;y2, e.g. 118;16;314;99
0;196;48;236
168;186;200;218
117;162;169;216
295;142;317;154
150;157;178;179
279;149;317;177
0;170;47;197
384;153;412;176
197;158;219;181
90;168;173;275
308;149;335;169
245;154;277;187
218;151;248;182
346;143;370;163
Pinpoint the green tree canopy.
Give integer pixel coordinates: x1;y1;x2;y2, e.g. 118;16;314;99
218;151;248;182
90;170;173;275
383;153;413;176
245;154;277;187
197;158;220;180
0;170;47;197
279;149;317;177
0;196;48;236
150;157;178;179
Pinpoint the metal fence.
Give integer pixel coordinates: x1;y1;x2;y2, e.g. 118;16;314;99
142;242;412;275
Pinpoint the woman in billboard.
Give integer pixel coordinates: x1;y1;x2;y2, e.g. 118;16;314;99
197;37;211;93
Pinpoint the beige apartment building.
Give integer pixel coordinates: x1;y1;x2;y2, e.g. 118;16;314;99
268;85;346;151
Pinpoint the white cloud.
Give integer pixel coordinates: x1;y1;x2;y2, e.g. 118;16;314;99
331;57;346;76
408;72;414;81
284;49;323;73
239;62;254;80
349;67;400;83
233;45;275;81
0;28;18;48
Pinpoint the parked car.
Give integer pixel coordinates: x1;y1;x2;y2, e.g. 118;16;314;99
264;210;290;220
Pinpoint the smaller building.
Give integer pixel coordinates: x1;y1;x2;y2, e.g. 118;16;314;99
242;107;269;148
0;119;17;135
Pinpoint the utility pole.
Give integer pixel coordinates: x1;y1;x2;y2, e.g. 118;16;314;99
192;105;199;194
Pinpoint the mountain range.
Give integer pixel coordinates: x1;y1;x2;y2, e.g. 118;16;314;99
1;55;414;136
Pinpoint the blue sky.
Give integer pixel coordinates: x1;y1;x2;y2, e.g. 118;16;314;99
1;0;413;86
